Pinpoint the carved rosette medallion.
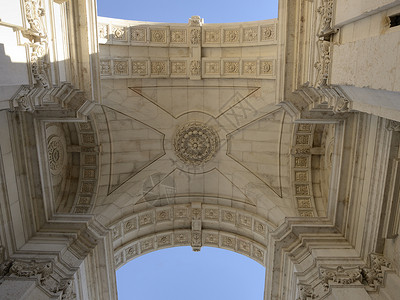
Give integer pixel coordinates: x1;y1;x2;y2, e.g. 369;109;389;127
47;135;65;175
174;122;219;166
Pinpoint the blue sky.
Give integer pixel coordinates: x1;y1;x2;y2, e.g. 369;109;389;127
97;0;278;23
116;246;265;300
97;0;277;299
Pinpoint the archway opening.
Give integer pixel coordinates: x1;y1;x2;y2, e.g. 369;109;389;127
116;246;265;300
97;0;279;23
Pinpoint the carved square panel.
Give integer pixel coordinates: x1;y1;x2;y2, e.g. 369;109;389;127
252;246;265;264
295;171;308;182
113;60;129;76
242;61;257;75
297;198;312;209
254;220;267;236
294;157;309;168
174;232;189;245
123;217;138;233
221;235;236;250
100;60;111;76
157;234;172;247
79;122;92;131
204;208;219;220
238;214;252;229
125;244;138;259
204;61;221;75
150;61;168;75
77;196;91;205
84;154;96;165
298;124;312;133
237;239;251;255
204;29;221;43
112;26;127;41
81;133;95;144
139;212;155;227
299;210;314;217
259;60;273;75
223;28;240;43
170;29;187;44
242;27;258;42
131;27;147;42
296;134;311;145
98;24;109;40
260;24;276;41
81;182;95;194
223;61;240;75
170;60;187;76
295;184;310;196
203;232;218;246
221;210;236;224
174;206;189;219
156;209;171;222
140;238;154;252
150;28;167;43
112;226;121;240
83;168;95;179
132;60;148;76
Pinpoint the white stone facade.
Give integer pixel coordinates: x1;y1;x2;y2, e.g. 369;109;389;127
0;0;400;299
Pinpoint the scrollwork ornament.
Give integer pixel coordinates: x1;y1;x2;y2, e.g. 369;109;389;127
25;0;46;36
319;265;362;291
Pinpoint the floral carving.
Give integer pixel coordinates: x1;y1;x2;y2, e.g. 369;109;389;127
205;29;221;43
150;29;167;43
31;43;50;88
260;60;273;75
190;28;201;45
112;26;127;40
190;60;201;76
243;61;257;75
98;24;108;39
314;40;331;87
132;61;147;75
48;136;65;175
205;61;220;74
25;0;46;35
224;61;239;74
100;60;111;75
171;29;187;43
224;29;240;43
131;27;146;42
171;61;186;75
243;27;258;42
113;60;128;75
174;122;220;166
261;25;276;41
151;61;167;75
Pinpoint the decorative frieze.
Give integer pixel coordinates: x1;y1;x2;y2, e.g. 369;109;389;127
150;28;167;43
113;60;129;76
223;28;240;43
112;25;127;41
131;27;146;42
170;29;187;44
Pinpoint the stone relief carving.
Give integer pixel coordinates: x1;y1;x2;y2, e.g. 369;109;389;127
171;61;187;75
260;24;276;41
132;60;147;75
318;254;392;294
47;135;66;175
243;27;258;42
190;28;201;45
224;61;240;74
296;283;317;300
23;0;51;88
190;60;201;76
188;16;203;26
100;60;111;75
150;29;167;43
112;26;127;41
151;61;167;75
171;29;187;43
224;29;240;43
386;120;400;131
320;265;362;290
131;27;146;42
113;60;129;75
174;122;220;166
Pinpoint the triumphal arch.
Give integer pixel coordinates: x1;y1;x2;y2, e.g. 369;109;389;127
1;0;400;299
